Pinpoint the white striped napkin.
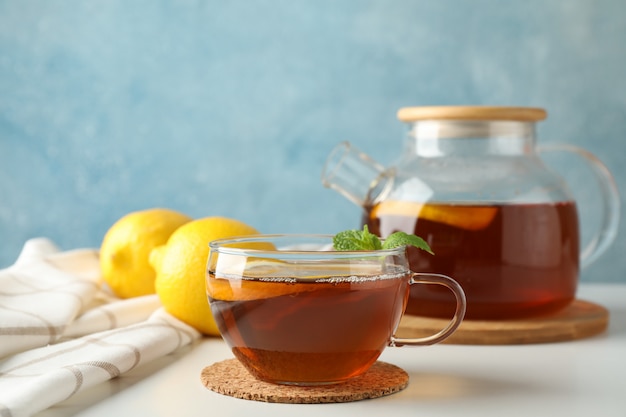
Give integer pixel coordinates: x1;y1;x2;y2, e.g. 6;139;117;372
0;238;201;417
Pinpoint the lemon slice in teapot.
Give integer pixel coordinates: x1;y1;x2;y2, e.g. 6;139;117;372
371;200;497;231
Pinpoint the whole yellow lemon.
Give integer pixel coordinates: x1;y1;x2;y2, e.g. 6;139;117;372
100;208;193;299
149;216;260;336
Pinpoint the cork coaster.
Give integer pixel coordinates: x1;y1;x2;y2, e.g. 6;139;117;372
200;359;409;403
397;299;609;345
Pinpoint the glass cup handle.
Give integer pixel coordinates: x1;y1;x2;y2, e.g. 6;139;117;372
538;144;620;268
390;273;466;347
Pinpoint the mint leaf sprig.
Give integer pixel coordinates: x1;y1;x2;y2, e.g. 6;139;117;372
333;225;433;255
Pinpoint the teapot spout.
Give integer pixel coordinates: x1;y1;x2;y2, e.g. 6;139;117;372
321;141;394;208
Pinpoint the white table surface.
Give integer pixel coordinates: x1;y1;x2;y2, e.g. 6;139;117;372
37;283;626;417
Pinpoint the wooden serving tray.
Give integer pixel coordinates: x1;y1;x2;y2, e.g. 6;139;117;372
396;299;609;345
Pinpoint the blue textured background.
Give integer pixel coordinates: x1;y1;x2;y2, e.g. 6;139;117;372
1;0;624;283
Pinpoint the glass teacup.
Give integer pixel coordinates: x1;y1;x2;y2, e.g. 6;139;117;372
206;234;466;386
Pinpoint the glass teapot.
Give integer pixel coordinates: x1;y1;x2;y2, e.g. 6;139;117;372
321;106;620;320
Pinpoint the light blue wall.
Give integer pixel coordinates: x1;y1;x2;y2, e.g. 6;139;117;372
1;1;624;282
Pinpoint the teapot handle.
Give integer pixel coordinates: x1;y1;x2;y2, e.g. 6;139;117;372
537;144;620;268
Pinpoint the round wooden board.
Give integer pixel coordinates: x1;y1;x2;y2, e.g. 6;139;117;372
396;299;609;345
201;359;409;403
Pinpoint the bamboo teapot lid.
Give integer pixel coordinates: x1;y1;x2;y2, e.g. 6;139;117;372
397;106;547;122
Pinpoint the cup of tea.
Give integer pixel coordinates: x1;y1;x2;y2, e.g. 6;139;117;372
206;234;466;386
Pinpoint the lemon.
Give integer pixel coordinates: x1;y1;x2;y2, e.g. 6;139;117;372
100;208;193;299
207;276;315;302
371;200;497;231
149;216;260;336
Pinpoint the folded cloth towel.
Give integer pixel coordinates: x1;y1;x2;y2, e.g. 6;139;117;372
0;238;201;417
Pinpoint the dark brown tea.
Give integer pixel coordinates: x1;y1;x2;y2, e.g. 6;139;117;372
365;200;579;319
207;270;409;385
